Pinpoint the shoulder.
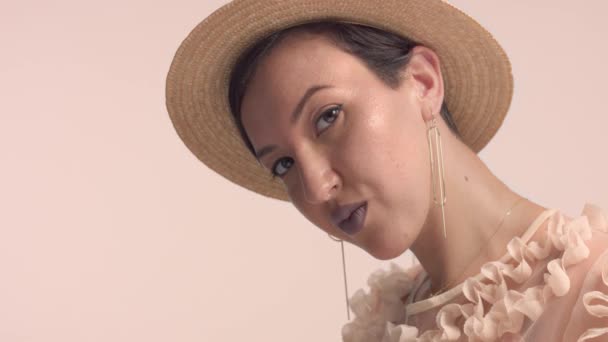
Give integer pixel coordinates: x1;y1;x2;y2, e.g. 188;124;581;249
559;203;608;340
560;246;608;340
563;203;608;277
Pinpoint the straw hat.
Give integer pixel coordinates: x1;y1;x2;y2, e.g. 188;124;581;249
165;0;513;202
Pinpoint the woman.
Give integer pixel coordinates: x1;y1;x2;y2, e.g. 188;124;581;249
165;0;608;340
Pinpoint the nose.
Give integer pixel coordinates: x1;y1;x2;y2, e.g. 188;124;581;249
295;144;341;204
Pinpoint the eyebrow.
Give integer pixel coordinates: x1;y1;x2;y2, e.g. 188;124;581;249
254;84;333;161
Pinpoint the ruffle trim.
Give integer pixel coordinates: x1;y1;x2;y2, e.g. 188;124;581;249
340;262;420;342
578;249;608;341
341;203;608;342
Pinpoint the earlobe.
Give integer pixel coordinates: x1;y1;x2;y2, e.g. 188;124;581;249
421;101;435;123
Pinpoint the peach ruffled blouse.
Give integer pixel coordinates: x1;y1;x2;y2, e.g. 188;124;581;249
341;203;608;341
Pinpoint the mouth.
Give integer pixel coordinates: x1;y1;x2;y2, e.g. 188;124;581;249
336;202;367;236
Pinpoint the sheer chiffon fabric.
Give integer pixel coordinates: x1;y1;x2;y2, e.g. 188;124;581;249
341;203;608;341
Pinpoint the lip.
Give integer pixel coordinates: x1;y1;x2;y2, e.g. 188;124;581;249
331;201;368;236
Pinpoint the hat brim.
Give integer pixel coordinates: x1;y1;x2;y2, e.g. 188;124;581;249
166;0;513;202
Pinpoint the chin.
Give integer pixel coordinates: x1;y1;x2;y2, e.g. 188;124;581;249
365;234;410;260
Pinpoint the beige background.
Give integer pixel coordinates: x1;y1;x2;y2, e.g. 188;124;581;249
1;1;607;341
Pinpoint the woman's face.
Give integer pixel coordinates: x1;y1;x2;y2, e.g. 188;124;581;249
240;31;445;260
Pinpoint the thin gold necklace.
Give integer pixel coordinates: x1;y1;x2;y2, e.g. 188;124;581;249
426;196;528;297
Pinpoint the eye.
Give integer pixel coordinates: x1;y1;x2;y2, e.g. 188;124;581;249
270;104;343;179
315;104;342;135
271;157;294;178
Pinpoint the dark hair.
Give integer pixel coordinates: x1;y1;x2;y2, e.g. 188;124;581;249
228;21;461;158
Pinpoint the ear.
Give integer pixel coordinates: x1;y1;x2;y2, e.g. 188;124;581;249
402;45;445;123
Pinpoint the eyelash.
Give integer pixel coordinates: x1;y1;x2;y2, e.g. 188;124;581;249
270;104;343;179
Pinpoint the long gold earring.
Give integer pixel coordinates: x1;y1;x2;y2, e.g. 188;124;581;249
328;233;350;320
427;115;448;239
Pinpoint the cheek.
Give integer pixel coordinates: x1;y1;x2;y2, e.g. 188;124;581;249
340;99;431;234
344;103;428;189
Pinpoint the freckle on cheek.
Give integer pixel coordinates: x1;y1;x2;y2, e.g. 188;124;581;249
366;114;384;129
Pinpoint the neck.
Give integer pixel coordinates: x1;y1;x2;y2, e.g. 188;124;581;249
410;125;547;294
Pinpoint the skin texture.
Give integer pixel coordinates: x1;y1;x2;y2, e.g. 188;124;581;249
240;31;548;296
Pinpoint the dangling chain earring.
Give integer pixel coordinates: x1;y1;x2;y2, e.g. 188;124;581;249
328;111;446;322
328;233;350;321
427;113;448;239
